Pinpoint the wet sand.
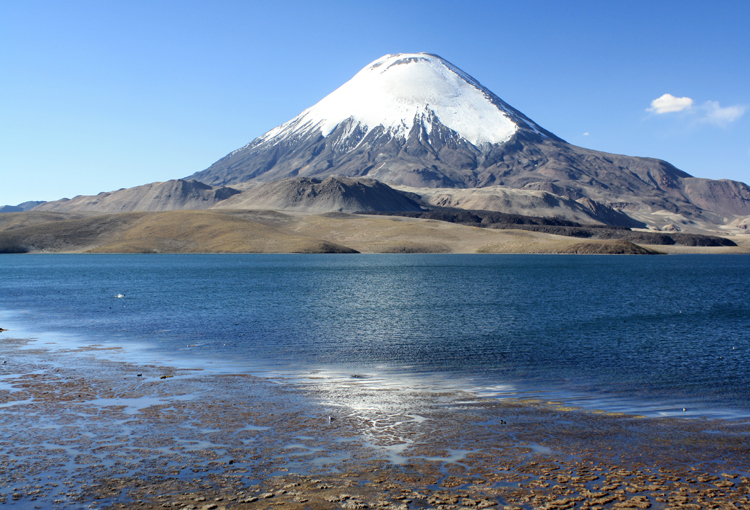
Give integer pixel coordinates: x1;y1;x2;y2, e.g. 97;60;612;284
1;336;749;510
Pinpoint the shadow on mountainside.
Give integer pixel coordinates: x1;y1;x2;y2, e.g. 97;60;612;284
362;207;737;247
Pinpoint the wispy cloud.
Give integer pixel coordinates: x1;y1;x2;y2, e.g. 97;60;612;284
647;93;694;114
701;101;746;126
647;93;745;126
583;132;589;136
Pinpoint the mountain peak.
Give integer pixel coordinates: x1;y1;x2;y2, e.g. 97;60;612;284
186;54;750;226
258;52;555;149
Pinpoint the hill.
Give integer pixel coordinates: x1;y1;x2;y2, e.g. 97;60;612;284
2;210;748;255
0;211;355;254
212;176;423;213
33;180;239;213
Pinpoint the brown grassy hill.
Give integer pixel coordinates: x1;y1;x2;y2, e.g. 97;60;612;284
0;211;101;232
5;209;743;254
0;212;147;253
89;210;357;254
0;211;357;254
221;211;669;255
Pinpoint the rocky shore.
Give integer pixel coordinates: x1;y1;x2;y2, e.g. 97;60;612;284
1;335;749;510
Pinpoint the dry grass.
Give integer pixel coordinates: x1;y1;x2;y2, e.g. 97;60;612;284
88;210;356;253
1;209;746;255
0;211;355;254
0;212;147;253
282;213;567;253
0;211;100;232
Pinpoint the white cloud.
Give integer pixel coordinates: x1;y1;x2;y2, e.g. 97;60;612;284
647;93;694;114
701;101;746;126
646;93;746;127
583;132;589;136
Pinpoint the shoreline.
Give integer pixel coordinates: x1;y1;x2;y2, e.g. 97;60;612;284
2;336;750;509
3;312;747;422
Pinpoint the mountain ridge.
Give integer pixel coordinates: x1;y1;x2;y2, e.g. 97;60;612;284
32;179;239;213
6;53;748;238
211;176;423;213
186;53;750;228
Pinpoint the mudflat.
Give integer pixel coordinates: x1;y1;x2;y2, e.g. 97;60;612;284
1;336;749;509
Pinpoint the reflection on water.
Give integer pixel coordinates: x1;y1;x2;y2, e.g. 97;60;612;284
1;253;749;418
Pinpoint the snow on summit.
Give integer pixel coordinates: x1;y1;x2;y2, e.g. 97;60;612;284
261;53;543;148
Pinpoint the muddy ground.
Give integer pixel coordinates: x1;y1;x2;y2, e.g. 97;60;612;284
1;337;749;510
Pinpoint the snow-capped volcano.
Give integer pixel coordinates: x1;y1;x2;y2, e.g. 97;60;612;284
259;53;556;148
188;53;750;222
188;52;562;188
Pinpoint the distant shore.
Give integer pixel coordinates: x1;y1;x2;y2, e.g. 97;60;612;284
2;209;749;255
2;334;750;509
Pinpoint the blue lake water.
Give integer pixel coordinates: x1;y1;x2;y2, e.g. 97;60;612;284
1;254;748;419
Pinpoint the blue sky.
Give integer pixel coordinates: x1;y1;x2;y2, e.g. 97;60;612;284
1;0;748;205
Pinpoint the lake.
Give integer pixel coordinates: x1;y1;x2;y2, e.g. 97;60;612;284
1;253;748;419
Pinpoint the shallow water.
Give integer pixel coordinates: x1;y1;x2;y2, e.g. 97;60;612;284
1;253;749;418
